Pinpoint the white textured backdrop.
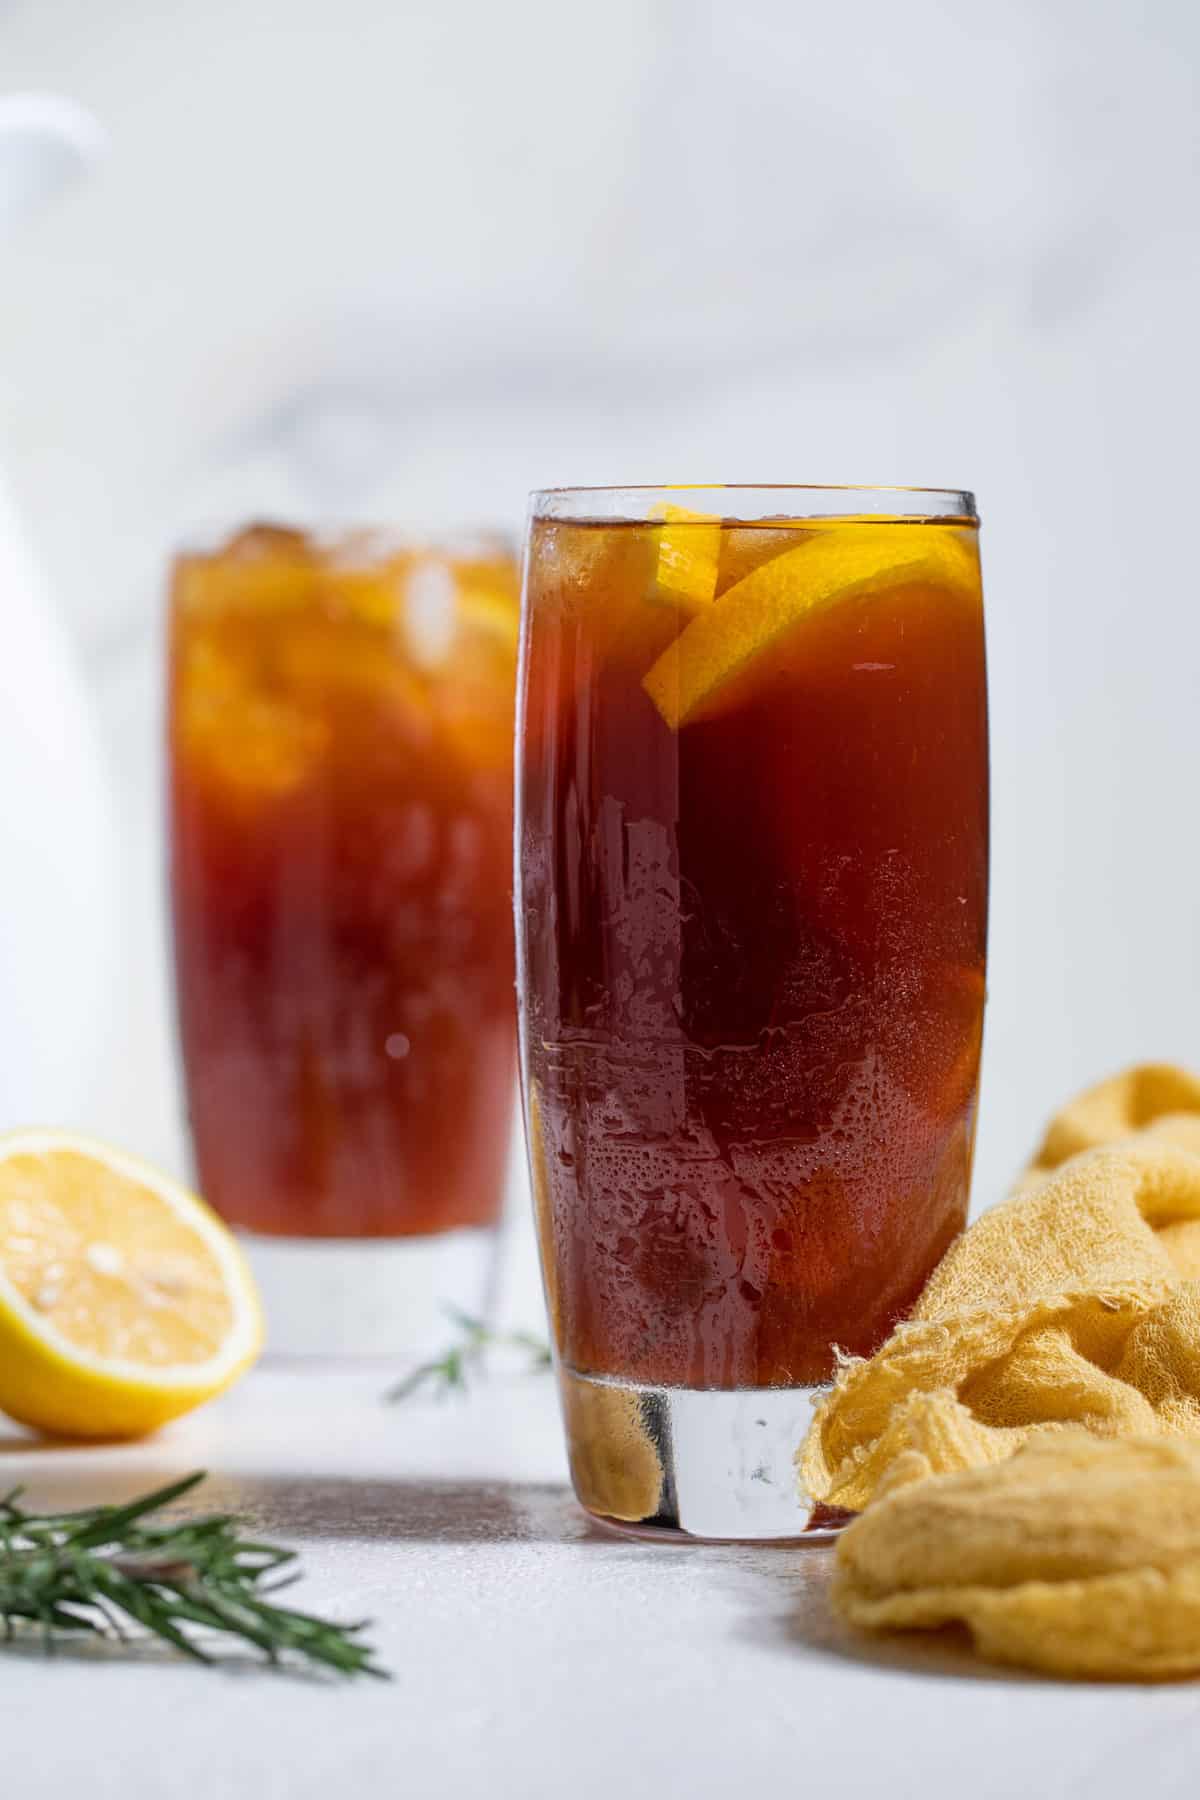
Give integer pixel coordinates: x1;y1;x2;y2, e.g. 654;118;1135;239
0;0;1196;1322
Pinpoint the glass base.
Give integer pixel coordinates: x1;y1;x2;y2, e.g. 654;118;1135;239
241;1226;501;1358
559;1368;845;1543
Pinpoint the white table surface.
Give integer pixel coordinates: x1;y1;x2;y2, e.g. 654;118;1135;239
2;1364;1197;1800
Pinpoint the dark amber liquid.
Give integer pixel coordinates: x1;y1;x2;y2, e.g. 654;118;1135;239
518;516;987;1387
170;526;517;1238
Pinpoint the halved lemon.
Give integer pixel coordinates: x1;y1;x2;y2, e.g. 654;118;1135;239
643;523;978;729
0;1131;263;1439
652;503;723;612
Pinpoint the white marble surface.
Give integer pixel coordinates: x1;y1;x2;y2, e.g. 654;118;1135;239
2;1365;1197;1800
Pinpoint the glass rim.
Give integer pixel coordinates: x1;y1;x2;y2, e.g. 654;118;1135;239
529;483;978;524
171;518;519;564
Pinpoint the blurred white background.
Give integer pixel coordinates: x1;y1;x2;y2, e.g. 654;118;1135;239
0;0;1196;1300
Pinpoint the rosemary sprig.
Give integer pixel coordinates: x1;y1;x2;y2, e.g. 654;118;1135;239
385;1307;551;1403
0;1472;386;1678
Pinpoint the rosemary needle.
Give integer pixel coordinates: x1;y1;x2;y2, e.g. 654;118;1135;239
0;1472;387;1678
385;1307;552;1403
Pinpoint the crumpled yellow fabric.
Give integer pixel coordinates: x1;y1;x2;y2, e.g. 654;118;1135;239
799;1064;1200;1512
833;1434;1200;1680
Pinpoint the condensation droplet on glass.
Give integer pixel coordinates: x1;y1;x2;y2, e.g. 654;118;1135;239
385;1033;411;1060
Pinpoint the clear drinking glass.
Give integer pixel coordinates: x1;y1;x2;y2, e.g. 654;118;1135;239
516;487;988;1538
168;523;519;1354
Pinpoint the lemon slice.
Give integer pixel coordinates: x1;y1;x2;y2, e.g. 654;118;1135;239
0;1131;263;1439
459;582;520;648
653;503;723;612
178;636;328;803
643;524;977;728
331;561;410;629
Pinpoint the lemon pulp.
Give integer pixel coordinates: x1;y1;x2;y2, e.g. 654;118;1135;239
0;1130;262;1439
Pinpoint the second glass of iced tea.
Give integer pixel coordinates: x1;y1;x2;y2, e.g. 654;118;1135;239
170;525;519;1354
517;486;987;1539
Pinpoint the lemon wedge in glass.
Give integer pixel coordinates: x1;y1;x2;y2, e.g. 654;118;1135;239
0;1130;262;1439
459;581;521;648
652;503;723;612
178;635;328;803
643;523;977;728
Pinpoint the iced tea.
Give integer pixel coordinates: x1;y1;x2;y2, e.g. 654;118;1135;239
170;525;518;1245
518;493;987;1407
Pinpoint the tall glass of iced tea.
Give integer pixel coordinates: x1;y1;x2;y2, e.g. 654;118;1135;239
169;525;519;1354
516;487;987;1538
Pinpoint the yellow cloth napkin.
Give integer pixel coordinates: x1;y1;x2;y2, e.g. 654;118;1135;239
800;1064;1200;1512
833;1433;1200;1680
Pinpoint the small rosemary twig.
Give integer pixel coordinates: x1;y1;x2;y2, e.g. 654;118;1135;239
385;1307;551;1403
0;1472;386;1678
